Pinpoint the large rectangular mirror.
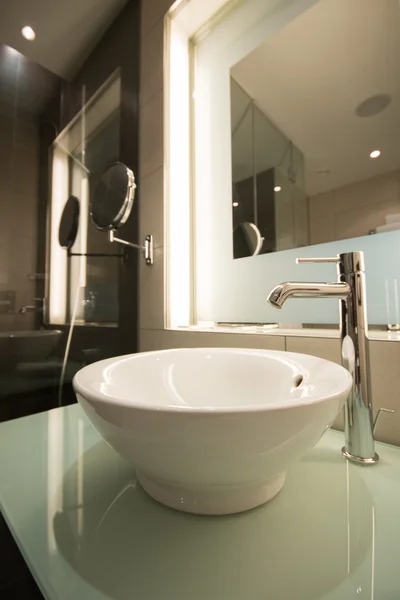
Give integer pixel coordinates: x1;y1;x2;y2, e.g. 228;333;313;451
174;0;400;327
230;0;400;258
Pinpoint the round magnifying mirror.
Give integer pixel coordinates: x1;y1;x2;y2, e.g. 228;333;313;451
90;162;136;231
233;222;264;259
59;196;80;250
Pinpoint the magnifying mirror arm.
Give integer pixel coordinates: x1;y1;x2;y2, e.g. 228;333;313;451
108;230;144;250
108;231;153;265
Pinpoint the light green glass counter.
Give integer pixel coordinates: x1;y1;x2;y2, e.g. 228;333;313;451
1;404;400;600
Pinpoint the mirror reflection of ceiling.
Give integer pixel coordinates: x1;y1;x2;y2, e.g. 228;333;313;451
0;0;129;79
231;0;400;196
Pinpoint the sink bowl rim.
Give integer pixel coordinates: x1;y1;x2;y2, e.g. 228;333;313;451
73;347;352;415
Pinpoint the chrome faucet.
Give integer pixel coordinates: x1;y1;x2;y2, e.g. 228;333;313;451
19;298;44;315
19;305;41;314
267;252;393;465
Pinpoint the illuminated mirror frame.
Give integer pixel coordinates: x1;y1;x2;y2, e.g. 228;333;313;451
166;0;325;330
165;0;231;329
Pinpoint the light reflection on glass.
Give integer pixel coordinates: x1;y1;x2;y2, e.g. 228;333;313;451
371;505;376;600
347;459;351;575
47;409;64;555
52;443;373;600
76;418;84;538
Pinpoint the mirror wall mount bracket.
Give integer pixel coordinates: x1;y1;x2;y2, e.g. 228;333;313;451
108;231;154;265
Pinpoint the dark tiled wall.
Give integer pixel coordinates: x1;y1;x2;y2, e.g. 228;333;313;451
0;45;62;333
0;111;40;331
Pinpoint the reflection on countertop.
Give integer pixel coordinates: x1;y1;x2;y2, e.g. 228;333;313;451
1;404;400;599
54;444;372;600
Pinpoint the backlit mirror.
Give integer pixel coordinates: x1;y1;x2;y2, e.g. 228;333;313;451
90;162;135;231
230;0;400;258
186;0;400;326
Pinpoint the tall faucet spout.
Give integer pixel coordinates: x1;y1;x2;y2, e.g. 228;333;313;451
267;281;351;308
267;252;392;465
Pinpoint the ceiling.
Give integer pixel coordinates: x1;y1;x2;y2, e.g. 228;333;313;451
0;0;129;80
231;0;400;196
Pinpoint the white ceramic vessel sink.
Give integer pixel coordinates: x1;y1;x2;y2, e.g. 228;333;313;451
73;348;352;515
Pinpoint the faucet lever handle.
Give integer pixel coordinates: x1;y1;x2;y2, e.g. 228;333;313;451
296;257;339;264
373;408;395;435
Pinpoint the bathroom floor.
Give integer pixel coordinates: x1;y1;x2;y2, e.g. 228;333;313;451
0;384;76;424
0;513;44;599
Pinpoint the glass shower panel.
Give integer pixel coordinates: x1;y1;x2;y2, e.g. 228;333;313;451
293;185;310;248
274;171;295;251
0;47;124;421
230;76;308;259
254;104;289;253
254;104;288;176
0;0;140;420
231;79;256;242
49;71;121;327
82;91;120;326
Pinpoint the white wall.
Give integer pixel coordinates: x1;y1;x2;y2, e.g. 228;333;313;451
309;169;400;244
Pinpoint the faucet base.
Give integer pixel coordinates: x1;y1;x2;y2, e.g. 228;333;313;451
341;447;379;465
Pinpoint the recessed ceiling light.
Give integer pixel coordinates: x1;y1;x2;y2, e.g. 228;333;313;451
274;186;281;192
370;150;381;159
232;202;239;207
21;26;36;41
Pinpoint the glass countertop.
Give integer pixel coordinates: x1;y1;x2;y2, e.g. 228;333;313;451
1;404;400;600
176;324;400;341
